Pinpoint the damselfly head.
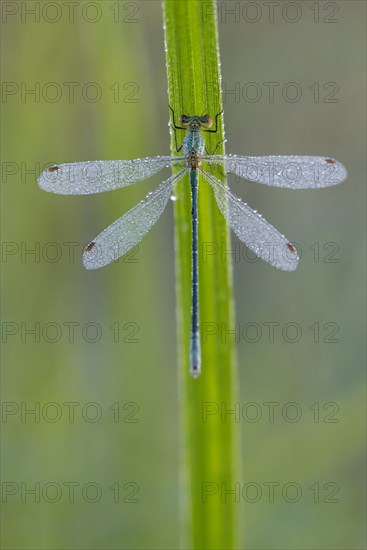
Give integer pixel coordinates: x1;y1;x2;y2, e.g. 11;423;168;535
179;114;213;130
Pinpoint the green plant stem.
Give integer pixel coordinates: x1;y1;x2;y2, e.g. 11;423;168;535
162;1;241;548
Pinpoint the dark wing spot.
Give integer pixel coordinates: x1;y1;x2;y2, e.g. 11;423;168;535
48;165;60;172
325;159;335;164
287;243;296;254
85;242;96;252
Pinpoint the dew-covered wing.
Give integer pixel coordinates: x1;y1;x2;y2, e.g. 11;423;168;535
83;169;186;269
205;155;347;189
202;168;299;271
38;156;181;195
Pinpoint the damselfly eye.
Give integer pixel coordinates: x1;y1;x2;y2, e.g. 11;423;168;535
179;115;190;126
200;115;213;129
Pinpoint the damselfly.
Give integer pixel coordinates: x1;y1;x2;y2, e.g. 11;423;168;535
38;109;347;377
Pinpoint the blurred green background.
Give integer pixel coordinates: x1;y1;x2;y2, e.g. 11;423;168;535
1;1;365;548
